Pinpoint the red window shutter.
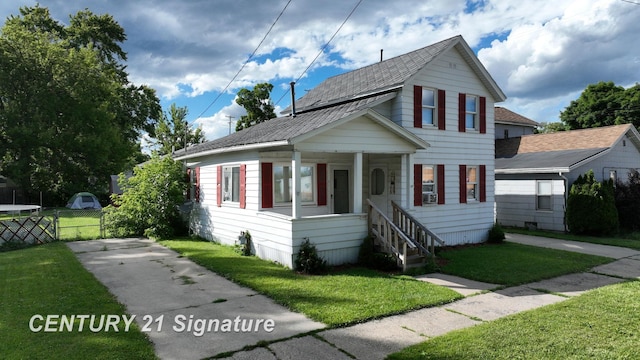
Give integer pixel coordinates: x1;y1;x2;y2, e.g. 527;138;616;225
413;85;422;128
479;165;486;202
437;164;445;204
414;164;422;206
479;96;487;134
239;164;246;209
459;165;467;203
261;162;273;208
437;89;446;130
195;167;201;203
216;166;222;207
458;93;466;133
317;163;327;206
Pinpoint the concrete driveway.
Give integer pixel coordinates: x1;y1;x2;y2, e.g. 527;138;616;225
67;238;324;360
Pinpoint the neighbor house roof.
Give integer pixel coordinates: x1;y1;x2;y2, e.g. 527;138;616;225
496;124;640;173
494;107;538;127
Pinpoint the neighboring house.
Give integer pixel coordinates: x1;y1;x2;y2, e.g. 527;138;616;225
495;124;640;232
174;35;506;268
494;106;538;139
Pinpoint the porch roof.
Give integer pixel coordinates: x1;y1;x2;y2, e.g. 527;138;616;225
174;92;429;160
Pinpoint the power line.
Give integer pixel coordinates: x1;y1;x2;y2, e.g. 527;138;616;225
275;0;364;106
195;0;293;119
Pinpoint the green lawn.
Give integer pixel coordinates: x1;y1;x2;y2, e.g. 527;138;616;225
507;227;640;250
160;239;462;327
0;242;157;359
437;242;613;286
388;280;640;359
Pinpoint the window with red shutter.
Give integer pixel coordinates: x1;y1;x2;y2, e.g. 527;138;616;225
479;165;486;202
239;164;246;209
438;89;446;130
437;164;445;204
479;96;487;134
413;85;422;128
458;93;466;132
459;165;467;203
317;164;327;206
216;166;222;207
414;164;422;206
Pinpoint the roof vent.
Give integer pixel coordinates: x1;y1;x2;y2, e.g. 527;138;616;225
290;82;296;117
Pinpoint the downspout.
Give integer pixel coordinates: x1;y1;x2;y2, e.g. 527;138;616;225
559;172;569;232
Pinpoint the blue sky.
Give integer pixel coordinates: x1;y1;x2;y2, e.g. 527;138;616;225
1;0;639;148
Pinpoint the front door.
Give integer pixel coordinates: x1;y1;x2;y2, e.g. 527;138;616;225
333;169;350;214
369;166;388;214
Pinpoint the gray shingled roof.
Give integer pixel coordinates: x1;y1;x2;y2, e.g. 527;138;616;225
495;107;539;127
291;36;459;112
496;148;608;173
173;93;395;159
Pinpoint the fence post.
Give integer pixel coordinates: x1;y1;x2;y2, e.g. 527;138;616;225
54;210;59;241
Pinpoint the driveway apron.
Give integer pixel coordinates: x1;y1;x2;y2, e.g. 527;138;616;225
67;238;324;360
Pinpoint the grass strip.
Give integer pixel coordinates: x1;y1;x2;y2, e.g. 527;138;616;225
438;242;612;286
388;281;640;359
507;228;640;250
160;238;462;327
0;242;157;359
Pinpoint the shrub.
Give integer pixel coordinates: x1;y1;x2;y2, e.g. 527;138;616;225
103;155;188;239
614;170;640;231
487;222;505;244
566;170;618;235
294;239;328;274
358;236;398;271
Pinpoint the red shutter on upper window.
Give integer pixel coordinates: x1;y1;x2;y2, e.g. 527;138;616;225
479;165;486;203
317;163;327;206
239;164;246;209
437;164;445;204
438;89;446;130
414;164;422;206
195;167;201;203
479;96;487;134
261;162;273;208
458;93;466;133
216;166;222;207
459;165;467;203
413;85;422;128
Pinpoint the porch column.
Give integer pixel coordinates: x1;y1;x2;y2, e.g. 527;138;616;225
353;152;363;213
292;150;301;219
404;153;414;209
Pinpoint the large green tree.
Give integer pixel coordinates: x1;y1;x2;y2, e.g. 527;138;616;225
235;82;276;131
151;103;205;155
560;81;640;130
0;5;161;204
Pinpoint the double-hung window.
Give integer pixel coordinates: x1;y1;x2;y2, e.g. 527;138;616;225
466;166;478;201
274;164;315;204
421;88;436;126
537;180;552;210
223;166;240;203
422;165;437;204
465;95;478;130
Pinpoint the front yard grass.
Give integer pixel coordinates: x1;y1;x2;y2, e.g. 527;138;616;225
437;242;613;286
388;280;640;359
160;238;462;327
0;242;157;359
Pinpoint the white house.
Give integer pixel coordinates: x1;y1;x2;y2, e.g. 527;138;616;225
494;106;538;140
174;35;506;268
495;124;640;232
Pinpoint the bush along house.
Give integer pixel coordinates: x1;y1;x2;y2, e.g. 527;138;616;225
173;35;506;270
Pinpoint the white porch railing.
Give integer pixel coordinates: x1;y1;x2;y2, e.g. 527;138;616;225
391;200;445;256
366;199;421;271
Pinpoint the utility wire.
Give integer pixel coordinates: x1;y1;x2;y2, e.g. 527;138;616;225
275;0;364;106
195;0;293;119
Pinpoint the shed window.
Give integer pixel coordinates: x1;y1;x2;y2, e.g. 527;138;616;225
537;180;552;210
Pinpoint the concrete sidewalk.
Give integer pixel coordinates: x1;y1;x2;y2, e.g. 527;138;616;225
68;235;640;360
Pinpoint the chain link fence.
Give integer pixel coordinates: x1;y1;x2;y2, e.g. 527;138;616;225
54;209;104;240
